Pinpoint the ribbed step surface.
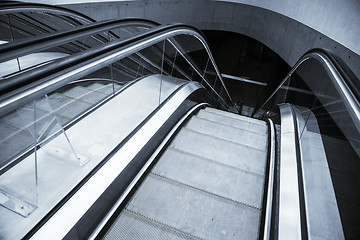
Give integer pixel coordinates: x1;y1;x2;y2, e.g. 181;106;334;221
196;108;267;135
103;107;268;240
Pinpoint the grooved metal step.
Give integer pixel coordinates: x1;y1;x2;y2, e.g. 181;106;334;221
102;107;269;239
184;116;268;151
125;174;261;240
103;209;201;240
196;109;267;135
204;107;266;126
152;148;265;209
170;128;267;175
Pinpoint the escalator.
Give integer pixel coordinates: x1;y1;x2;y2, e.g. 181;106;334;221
0;4;359;240
100;107;268;239
0;2;95;41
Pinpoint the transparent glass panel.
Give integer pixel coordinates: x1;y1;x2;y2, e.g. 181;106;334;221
0;110;34;170
0;19;153;78
0;31;232;239
255;55;360;239
169;35;233;107
0;15;12;43
0;95;89;217
0;12;80;42
0;152;38;217
0;107;37;217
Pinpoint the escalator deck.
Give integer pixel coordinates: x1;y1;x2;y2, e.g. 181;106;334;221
101;107;268;239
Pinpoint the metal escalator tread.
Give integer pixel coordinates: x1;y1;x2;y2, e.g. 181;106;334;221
196;109;267;135
171;128;267;175
103;108;268;239
103;208;202;240
151;148;265;209
185;116;268;151
203;107;266;127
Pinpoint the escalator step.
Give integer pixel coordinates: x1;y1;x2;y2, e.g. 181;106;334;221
123;174;261;240
196;109;267;135
103;209;201;240
170;128;267;176
102;108;268;239
152;148;265;209
185;116;268;151
204;107;266;126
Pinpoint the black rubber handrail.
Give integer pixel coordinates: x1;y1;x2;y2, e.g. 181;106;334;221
0;2;95;25
254;49;360;119
0;23;234;115
0;75;145;176
309;48;360;101
0;18;158;64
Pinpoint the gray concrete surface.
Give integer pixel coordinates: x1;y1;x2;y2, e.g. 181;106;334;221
21;0;360;58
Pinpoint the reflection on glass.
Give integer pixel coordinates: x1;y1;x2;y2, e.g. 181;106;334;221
255;54;360;239
0;28;233;239
0;95;87;217
0;19;153;78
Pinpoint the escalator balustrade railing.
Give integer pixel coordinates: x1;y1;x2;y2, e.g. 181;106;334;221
0;18;158;80
0;20;235;238
255;49;360;240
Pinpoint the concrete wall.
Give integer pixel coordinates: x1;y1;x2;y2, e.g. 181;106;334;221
61;0;360;78
24;0;360;58
218;0;360;56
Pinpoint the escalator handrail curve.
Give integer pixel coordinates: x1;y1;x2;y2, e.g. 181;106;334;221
0;18;158;67
308;48;360;100
0;2;95;25
0;23;235;116
255;50;360;131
